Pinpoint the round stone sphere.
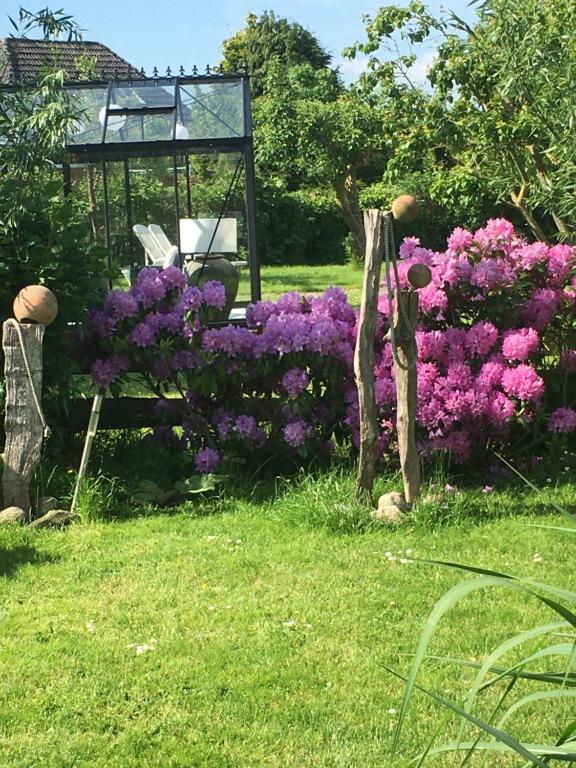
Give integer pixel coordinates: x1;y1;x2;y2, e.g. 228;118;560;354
391;195;420;224
407;263;432;290
13;285;58;325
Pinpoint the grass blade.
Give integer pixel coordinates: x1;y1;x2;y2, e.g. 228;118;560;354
386;667;550;767
497;690;576;730
390;575;507;754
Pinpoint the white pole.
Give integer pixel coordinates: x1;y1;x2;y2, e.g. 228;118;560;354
70;391;104;513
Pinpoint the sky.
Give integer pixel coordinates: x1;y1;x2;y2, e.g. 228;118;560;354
0;0;478;83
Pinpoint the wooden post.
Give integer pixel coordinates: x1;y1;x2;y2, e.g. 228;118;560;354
393;290;421;503
354;209;385;502
2;321;45;513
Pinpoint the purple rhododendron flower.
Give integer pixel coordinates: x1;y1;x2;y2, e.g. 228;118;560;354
104;290;138;320
133;269;167;308
282;367;309;398
129;322;157;347
235;414;258;440
90;354;129;388
447;227;474;253
283;421;308;448
202;281;226;310
465;322;499;357
213;409;233;440
194;447;220;473
548;407;576;433
160;266;188;291
180;285;202;312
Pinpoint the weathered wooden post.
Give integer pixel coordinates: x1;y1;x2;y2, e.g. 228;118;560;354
392;287;421;503
2;286;57;517
354;197;431;516
354;209;386;502
376;198;432;519
2;321;46;514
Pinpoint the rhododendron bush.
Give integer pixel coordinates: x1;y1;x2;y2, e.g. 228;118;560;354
88;269;355;473
88;219;575;471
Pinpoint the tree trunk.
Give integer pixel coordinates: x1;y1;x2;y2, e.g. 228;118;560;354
510;186;550;244
526;145;573;234
335;167;366;259
354;209;385;503
2;322;45;514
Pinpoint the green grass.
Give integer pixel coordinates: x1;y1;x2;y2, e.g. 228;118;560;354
255;263;364;304
0;469;575;767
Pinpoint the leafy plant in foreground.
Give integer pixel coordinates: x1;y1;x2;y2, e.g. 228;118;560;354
392;492;576;765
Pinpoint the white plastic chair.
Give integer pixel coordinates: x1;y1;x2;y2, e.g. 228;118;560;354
133;224;179;268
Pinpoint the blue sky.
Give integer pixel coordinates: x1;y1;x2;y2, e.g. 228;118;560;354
1;1;478;83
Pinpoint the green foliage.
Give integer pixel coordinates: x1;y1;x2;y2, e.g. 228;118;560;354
220;11;336;97
393;486;576;764
131;475;224;508
254;62;386;259
0;8;106;428
256;183;347;265
359;169;505;251
347;0;576;243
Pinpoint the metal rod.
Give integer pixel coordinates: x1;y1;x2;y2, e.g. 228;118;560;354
173;156;182;263
101;156;113;288
244;139;261;302
123;158;134;264
62;162;72;197
185;153;192;217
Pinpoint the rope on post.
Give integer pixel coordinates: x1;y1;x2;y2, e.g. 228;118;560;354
5;319;51;440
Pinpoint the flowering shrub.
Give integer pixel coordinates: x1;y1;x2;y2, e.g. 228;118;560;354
88;267;355;472
370;218;576;460
88;219;575;470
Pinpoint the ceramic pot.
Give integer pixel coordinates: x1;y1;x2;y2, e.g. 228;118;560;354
184;257;239;321
13;285;58;325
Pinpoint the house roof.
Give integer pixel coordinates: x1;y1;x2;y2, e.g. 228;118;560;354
0;38;141;84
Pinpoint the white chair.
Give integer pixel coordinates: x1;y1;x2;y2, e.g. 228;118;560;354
179;218;238;256
133;224;179;268
148;224;180;267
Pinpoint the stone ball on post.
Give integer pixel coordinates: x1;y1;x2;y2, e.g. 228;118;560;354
391;194;420;224
13;285;58;326
407;263;432;290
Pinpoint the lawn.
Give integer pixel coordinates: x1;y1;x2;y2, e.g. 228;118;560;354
1;469;574;767
237;262;364;305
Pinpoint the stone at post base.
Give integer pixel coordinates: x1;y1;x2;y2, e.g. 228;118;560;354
0;506;27;525
28;509;77;529
372;491;411;525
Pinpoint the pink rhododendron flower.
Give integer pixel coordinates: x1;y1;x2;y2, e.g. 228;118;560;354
501;328;540;361
501;365;544;402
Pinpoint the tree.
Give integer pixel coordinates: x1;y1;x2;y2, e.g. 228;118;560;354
346;0;576;242
220;11;336;97
253;62;387;258
0;7;106;430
